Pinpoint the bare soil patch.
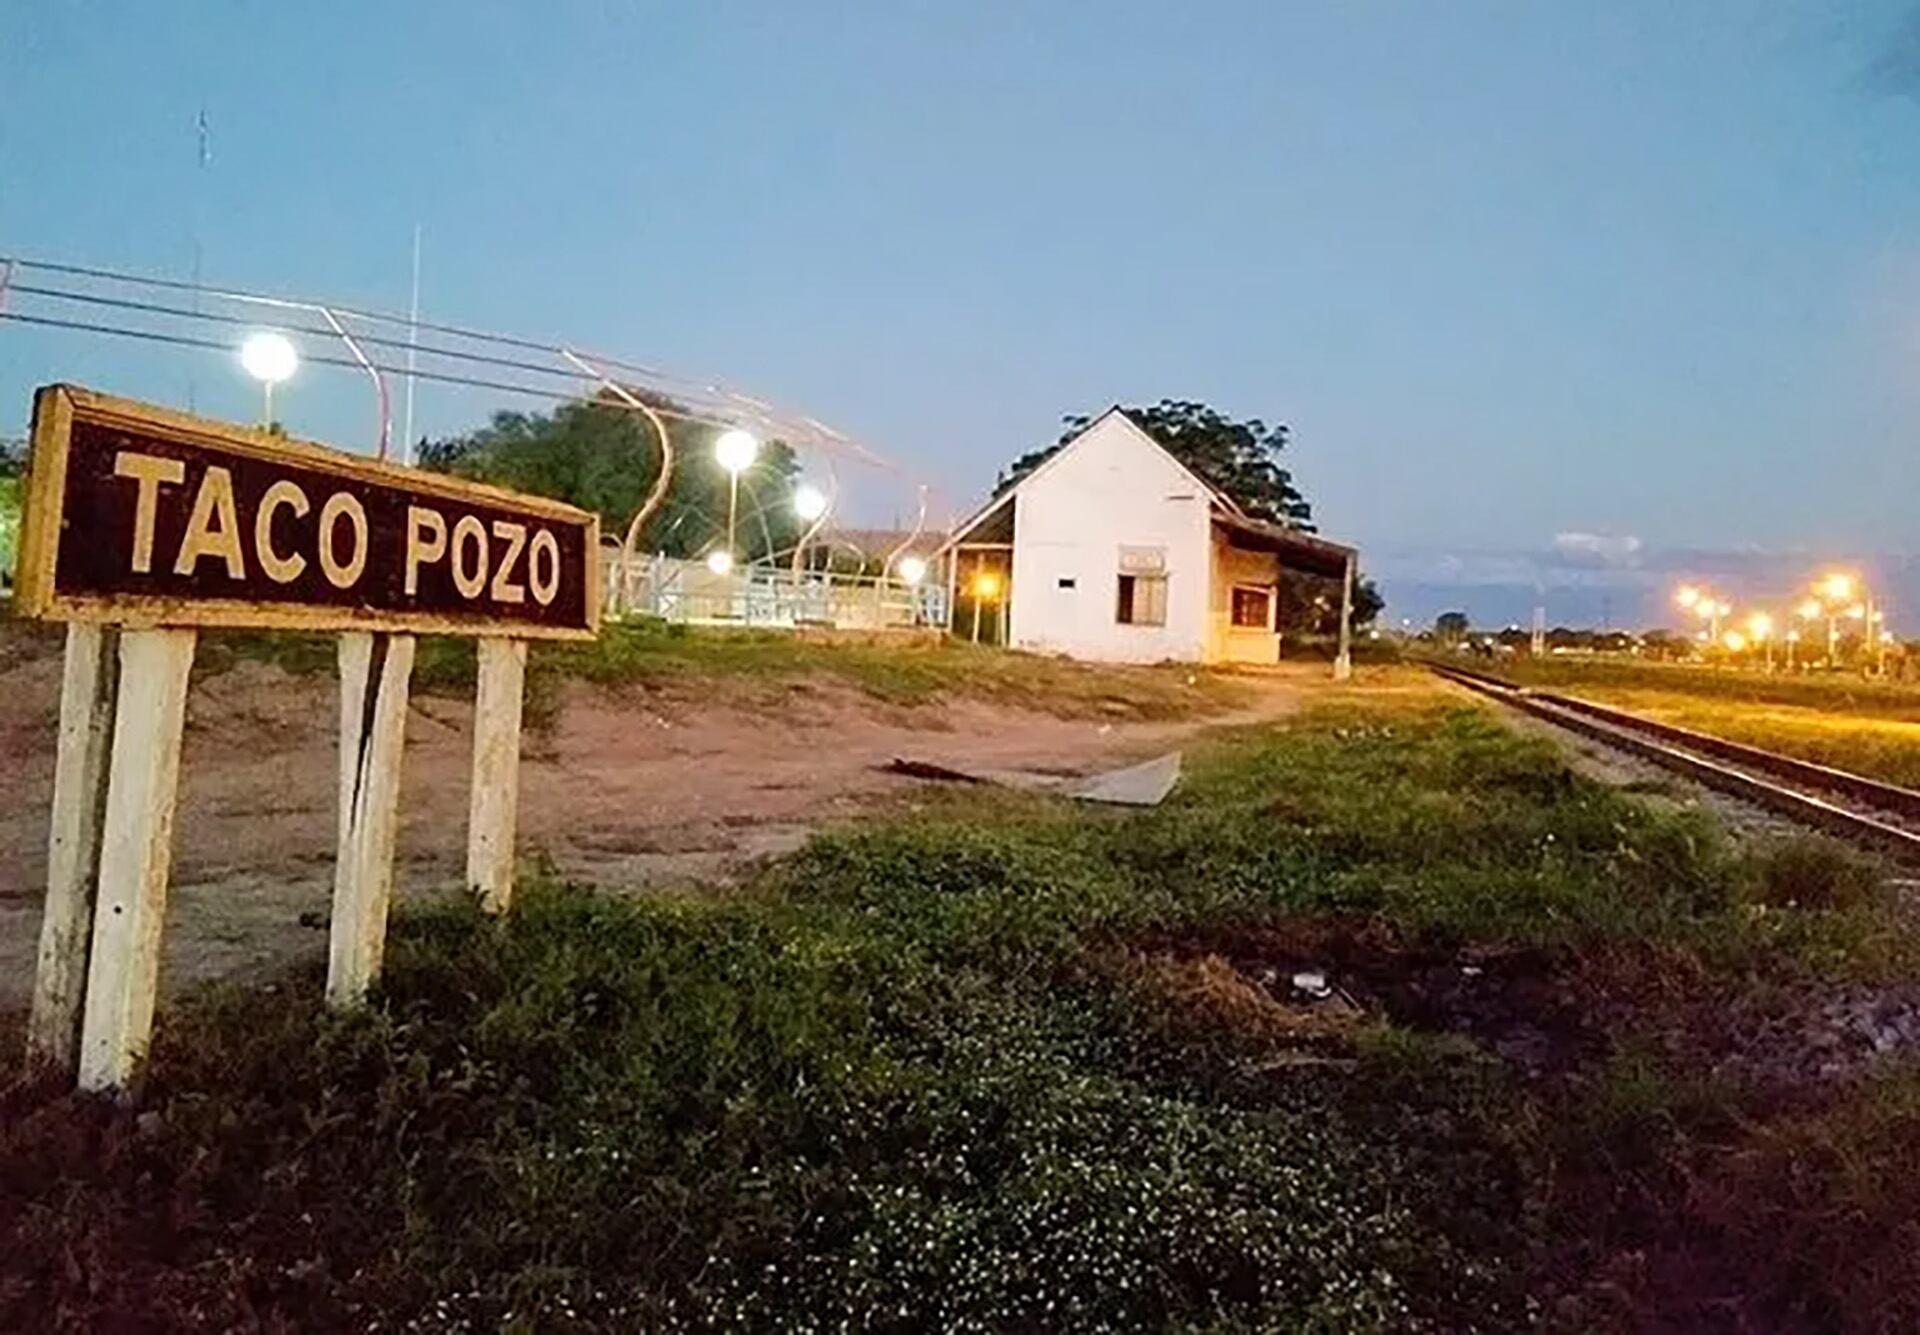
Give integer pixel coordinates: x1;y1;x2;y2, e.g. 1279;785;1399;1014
0;642;1300;1005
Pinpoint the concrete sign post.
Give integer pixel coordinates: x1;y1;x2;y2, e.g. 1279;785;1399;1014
13;384;598;1090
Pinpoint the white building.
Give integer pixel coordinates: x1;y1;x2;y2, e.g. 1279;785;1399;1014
939;408;1359;671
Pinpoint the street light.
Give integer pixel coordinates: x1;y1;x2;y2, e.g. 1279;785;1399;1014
969;568;1002;643
705;549;735;576
897;555;928;587
239;331;298;426
789;481;829;578
1810;572;1878;672
1674;584;1727;646
793;484;827;522
1746;612;1774;671
712;428;759;568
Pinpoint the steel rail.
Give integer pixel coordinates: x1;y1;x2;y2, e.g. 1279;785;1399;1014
1426;661;1920;864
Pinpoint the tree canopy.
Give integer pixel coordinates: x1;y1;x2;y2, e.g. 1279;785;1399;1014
998;399;1313;527
996;399;1382;626
419;393;802;564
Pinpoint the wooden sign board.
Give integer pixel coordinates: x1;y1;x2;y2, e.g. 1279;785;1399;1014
13;384;599;639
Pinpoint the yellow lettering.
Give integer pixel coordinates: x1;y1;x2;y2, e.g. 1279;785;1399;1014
255;480;310;583
405;506;447;595
488;520;527;604
172;465;247;579
528;528;561;606
451;515;488;599
112;451;185;574
318;492;367;589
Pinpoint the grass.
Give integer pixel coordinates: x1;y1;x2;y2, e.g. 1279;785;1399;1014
183;618;1258;724
1497;655;1920;719
3;682;1918;1328
1480;654;1920;788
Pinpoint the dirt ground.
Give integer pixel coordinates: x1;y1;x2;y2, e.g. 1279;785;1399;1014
0;644;1303;1006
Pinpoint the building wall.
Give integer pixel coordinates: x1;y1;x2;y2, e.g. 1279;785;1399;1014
1006;415;1212;663
1207;542;1282;664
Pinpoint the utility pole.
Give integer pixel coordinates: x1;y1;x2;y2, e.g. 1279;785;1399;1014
403;224;422;466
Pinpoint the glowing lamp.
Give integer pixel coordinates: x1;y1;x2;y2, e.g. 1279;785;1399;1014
705;549;735;576
898;555;928;586
714;429;759;475
793;484;828;522
239;331;299;384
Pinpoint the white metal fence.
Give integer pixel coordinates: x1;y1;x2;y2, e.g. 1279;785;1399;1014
603;551;948;631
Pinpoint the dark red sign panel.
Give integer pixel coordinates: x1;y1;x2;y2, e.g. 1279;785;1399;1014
14;385;599;639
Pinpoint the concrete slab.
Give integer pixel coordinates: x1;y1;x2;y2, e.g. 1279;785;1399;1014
1072;751;1181;806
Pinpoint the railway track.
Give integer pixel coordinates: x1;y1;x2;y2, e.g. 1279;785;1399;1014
1426;659;1920;865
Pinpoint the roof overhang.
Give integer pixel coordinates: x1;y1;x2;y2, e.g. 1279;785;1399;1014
939;490;1015;552
1212;509;1355;579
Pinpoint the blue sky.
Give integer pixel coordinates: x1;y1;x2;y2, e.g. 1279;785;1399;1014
5;2;1920;625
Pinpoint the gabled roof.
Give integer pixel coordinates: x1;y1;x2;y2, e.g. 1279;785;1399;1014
939;408;1358;579
942;407;1238;552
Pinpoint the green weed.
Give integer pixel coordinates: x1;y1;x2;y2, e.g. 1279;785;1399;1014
2;690;1915;1328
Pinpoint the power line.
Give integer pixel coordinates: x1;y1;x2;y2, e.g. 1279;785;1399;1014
0;310;726;428
0;252;906;473
7;282;613;393
6;254;730;396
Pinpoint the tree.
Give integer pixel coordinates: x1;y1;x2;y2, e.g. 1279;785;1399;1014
1640;629;1690;661
1349;577;1384;628
1000;399;1382;626
1000;399;1312;526
1434;611;1471;644
1276;573;1385;634
421;393;802;564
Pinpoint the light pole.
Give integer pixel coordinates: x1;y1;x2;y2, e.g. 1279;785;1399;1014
713;428;759;567
1746;612;1773;672
898;555;928;627
1786;628;1801;670
1815;573;1861;670
1794;598;1822;672
1675;585;1727;652
791;482;829;578
970;568;1000;643
239;331;298;427
1848;603;1870;672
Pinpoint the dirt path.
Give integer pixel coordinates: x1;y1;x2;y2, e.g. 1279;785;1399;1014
0;652;1300;1005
